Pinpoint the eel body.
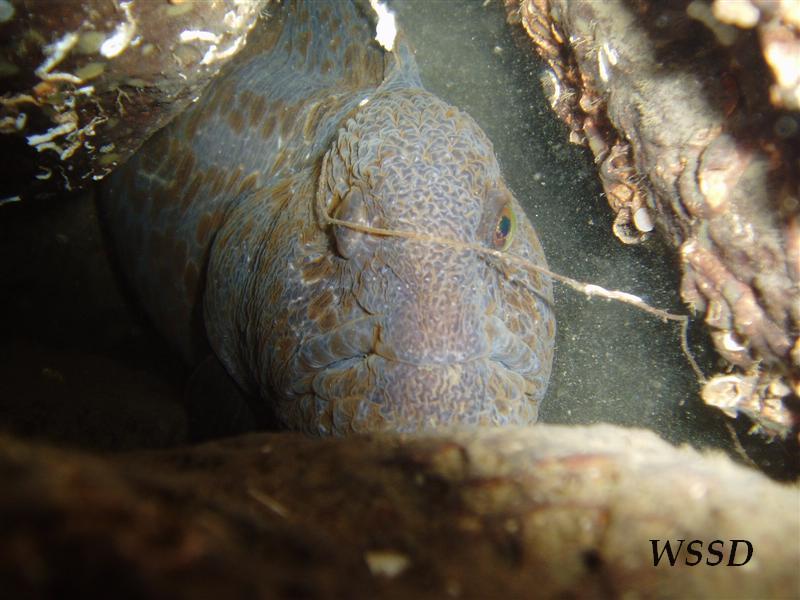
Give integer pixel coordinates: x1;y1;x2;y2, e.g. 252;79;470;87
100;0;555;434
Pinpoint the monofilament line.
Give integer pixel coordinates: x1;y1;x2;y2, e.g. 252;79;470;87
321;212;706;382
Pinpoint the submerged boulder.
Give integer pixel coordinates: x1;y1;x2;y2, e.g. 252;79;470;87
1;424;798;598
507;0;800;439
0;0;266;201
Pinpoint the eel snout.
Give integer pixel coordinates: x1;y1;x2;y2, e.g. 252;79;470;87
290;307;543;434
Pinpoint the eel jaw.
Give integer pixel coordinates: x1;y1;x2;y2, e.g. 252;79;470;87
283;315;545;435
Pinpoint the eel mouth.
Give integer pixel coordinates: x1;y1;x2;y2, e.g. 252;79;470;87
285;314;545;434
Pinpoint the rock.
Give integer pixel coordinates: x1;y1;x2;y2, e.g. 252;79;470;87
0;0;267;201
507;0;800;440
1;424;797;598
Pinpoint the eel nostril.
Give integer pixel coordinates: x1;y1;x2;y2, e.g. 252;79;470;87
486;315;539;378
296;316;380;374
333;187;369;259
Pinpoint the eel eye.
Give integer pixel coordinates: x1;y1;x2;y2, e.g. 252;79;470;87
492;204;516;250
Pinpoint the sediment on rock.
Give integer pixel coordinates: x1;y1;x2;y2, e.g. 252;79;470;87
1;424;798;598
0;0;267;201
506;0;800;440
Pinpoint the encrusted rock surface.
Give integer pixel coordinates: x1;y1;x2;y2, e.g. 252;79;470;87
0;0;266;201
2;425;798;598
507;0;800;440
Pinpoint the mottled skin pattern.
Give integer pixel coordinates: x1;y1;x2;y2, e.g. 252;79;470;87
101;0;555;434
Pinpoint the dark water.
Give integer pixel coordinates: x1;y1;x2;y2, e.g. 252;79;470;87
392;0;797;476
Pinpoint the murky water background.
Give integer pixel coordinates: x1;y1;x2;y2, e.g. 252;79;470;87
392;0;765;458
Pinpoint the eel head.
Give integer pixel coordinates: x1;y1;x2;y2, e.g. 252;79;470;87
283;89;556;434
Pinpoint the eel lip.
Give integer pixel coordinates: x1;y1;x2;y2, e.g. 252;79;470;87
308;355;540;433
485;315;541;381
287;313;542;406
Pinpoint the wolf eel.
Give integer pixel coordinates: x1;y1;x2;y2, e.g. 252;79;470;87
100;0;555;434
